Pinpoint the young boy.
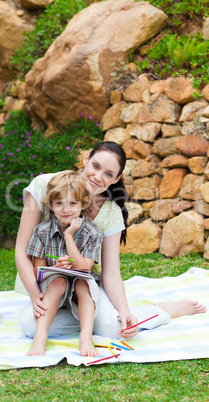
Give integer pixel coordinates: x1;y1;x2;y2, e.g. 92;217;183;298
25;170;103;357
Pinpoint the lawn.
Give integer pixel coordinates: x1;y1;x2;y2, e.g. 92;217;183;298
1;249;209;401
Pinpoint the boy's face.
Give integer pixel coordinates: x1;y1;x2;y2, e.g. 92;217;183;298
52;189;82;230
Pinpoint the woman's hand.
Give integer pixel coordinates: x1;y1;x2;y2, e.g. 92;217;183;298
55;255;72;270
32;293;47;321
118;312;139;339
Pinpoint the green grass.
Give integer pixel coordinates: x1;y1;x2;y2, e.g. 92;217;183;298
1;249;209;401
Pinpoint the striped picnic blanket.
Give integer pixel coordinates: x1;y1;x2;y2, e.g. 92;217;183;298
1;267;209;369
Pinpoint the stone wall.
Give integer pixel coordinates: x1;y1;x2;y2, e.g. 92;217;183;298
101;75;209;258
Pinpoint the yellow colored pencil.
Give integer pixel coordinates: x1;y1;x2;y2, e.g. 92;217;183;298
107;345;115;355
94;343;121;350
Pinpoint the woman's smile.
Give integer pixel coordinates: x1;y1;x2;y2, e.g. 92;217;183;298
83;150;121;195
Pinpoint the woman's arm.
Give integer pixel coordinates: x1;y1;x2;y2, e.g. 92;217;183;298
15;192;43;303
101;233;138;338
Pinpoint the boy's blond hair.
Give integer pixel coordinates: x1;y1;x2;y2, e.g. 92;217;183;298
43;170;91;214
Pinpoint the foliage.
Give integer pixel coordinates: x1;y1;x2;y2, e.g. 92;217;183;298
1;249;209;401
0;110;103;239
136;0;209;22
9;0;90;79
136;33;209;89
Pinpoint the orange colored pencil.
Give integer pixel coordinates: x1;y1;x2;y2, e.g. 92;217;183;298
121;341;135;351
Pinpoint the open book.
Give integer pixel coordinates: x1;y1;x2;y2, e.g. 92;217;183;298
37;266;92;283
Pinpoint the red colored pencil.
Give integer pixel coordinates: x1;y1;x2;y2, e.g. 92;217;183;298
119;314;159;334
87;353;120;365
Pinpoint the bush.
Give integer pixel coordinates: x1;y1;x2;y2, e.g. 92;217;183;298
136;33;209;89
0;110;104;239
136;0;209;22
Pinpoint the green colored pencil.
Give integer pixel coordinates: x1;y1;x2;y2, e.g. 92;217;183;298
45;254;75;262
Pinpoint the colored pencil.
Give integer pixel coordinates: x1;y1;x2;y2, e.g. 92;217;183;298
45;254;75;262
111;342;130;351
107;345;115;355
94;344;121;351
121;341;135;351
87;353;120;365
119;313;159;334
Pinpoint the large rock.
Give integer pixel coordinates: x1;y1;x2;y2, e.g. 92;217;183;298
120;219;161;254
21;0;53;10
137;95;182;124
126;122;161;142
175;133;208;157
159;168;188;199
160;210;204;257
165;77;199;104
24;0;167;135
180;174;205;201
0;2;33;93
133;175;161;200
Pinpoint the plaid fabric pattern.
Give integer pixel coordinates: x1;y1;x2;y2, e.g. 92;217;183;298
27;216;103;267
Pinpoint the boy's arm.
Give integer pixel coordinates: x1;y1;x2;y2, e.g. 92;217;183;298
64;218;94;272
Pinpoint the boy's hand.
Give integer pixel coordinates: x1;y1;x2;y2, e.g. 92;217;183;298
55;255;72;269
64;217;83;237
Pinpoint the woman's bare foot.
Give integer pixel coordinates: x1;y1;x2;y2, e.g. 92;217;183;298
79;333;99;357
156;300;207;318
26;335;47;356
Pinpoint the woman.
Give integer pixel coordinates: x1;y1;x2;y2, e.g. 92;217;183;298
16;142;206;339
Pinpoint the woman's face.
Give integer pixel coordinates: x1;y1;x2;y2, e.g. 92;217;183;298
82;151;122;195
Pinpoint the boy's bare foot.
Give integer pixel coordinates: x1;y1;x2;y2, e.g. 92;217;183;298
156;300;207;318
26;336;47;356
79;333;99;357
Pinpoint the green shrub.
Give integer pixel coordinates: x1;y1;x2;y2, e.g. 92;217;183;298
0;110;104;239
136;0;209;21
136;33;209;89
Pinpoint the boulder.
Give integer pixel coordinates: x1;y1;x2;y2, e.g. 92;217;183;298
0;1;33;93
193;200;209;217
161;124;182;138
125;201;143;225
123;138;151;159
123;74;150;102
152;137;181;158
120;103;144;124
180;174;205;201
175;134;208;157
104;127;131;145
101;102;127;131
150;199;175;221
24;0;167;134
187;156;208;174
120;219;161;254
179;100;208;122
126;122;161;142
133;175;161;200
21;0;53;10
203;84;209;101
132;159;158;178
201;182;209;203
160;210;204;257
159;168;187;199
137;95;182;124
160;154;188;168
165;77;199;104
